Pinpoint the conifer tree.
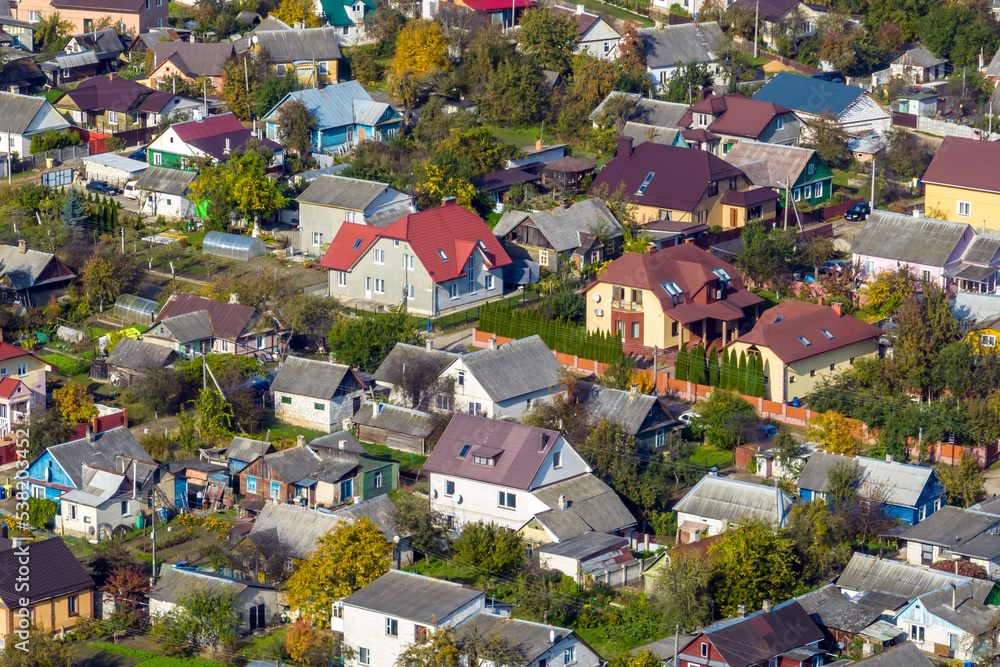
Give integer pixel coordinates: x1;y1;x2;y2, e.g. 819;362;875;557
675;344;689;382
689;343;707;385
737;351;746;394
708;346;719;387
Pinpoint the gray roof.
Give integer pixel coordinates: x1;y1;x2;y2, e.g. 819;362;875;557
911;581;997;634
0;92;49;135
248;503;343;559
530;473;636;541
224;436;274;463
988;47;1000;79
621;121;684;147
260;446;321;484
150;566;271;604
341;570;483;624
953;291;1000;325
493;198;621;254
252;27;341;63
635;634;697;660
372;344;459;384
48;50;99;69
266;82;391;132
156;310;213;343
850;210;971;267
888;505;1000;560
836;553;972;598
797;452;938;508
462;335;562;403
892;45;947;68
81;152;149;175
673;475;793;526
46;426;153;489
796;585;882;634
639;22;725;69
723;142;818;189
458;613;583;662
154;41;234;77
297;174;391;210
847;643;933;667
307;430;368;456
331;494;405;539
0;244;73;290
962;234;1000;265
633;98;690;127
583;384;659;435
310;458;359;483
106;337;176;372
536;531;629;560
352;401;436;438
271;356;353;400
134;165;196;197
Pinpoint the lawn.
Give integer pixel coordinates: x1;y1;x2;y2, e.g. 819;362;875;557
41;352;89;376
751;287;785;311
690;445;734;470
240;628;288;662
70;644;147;667
361;441;427;471
255;421;328;443
831;168;863;198
576;626;658;659
136;658;228;667
36;89;67;104
404;557;480;586
576;0;654;26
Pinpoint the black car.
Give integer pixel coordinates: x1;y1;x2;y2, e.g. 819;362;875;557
811;71;846;83
845;202;871;221
129;147;147;161
86;181;123;196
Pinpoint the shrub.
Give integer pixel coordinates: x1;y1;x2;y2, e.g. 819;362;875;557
478;301;622;364
88;642;156;659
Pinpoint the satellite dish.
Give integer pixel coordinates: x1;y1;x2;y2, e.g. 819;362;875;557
592;294;601;302
456;494;463;504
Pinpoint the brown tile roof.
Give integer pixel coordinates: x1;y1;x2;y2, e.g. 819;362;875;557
680;94;792;139
922;136;1000;194
0;537;94;606
423;413;562;491
551;4;600;35
736;300;882;364
585;244;763;323
588;140;745;212
155;292;259;340
719;187;780;207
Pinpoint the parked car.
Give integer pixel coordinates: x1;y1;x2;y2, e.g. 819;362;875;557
123;181;138;200
811;71;845;83
845;202;871;221
86;181;123;196
820;260;846;275
128;147;147;162
679;411;698;425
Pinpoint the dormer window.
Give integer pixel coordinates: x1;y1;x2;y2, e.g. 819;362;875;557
798;336;812;346
473;455;495;466
821;329;834;339
661;281;684;305
698;113;708;127
636;171;655;196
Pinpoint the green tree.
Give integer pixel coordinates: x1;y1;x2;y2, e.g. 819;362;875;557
675;344;689;382
895;285;961;395
221;55;259;121
391;491;448;563
34;12;73;51
654;551;714;631
29;128;82;154
278;293;340;356
433;127;523;181
60;190;89;227
23;408;73;462
364;0;406;44
81;249;141;311
128;367;181;419
805;113;848;168
276;98;318;159
689;343;706;385
25;497;58;529
252;74;301;119
327;308;423;372
707;346;719;386
664;61;713;103
517;7;579;73
938;453;986;508
475;55;548;127
710;518;800;616
0;625;72;667
827;459;861;506
772;428;802;477
451;521;525;579
155;588;240;652
690;388;758;450
195;388;233;437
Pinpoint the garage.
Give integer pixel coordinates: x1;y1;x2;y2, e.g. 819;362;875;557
81;153;149;187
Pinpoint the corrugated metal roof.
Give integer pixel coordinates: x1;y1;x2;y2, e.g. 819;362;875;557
892;45;947;68
462;335;562;403
962;235;1000;265
673;475;792;526
341;570;483;624
297;174;389;210
155;292;260;341
352;401;436;438
47;426;154;489
798;452;937;508
308;430;367;456
531;473;636;539
705;601;824;667
837;552;970;597
157;309;213;343
851;210;971;267
249;503;343;559
106;337;176;372
50;49;100;68
225;436;274;463
639;22;724;69
953;291;1000;325
493;198;621;254
460;614;580;663
266;82;375;129
912;580;997;634
846;642;932;667
723;142;817;189
150;566;254;604
252;27;341;63
536;530;628;559
0;92;47;135
582;384;657;435
260;445;321;484
134;165;196;197
331;494;404;540
81;152;150;175
621;121;683;147
271;356;352;400
0;243;73;290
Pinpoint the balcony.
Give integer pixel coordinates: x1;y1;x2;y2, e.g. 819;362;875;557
611;299;642;311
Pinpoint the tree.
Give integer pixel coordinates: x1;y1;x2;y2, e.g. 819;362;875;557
389;19;447;118
221;55;261;121
517;7;578;73
930;558;988;579
273;0;323;27
60;189;89;227
286;518;392;623
807;410;861;454
710;519;800;617
675;344;689;382
861;268;913;318
805;113;848;167
826;459;861;506
451;521;525;579
34;12;72;51
818;29;855;73
938;453;986;508
894;285;961;394
664;61;713;104
327;308;423;372
129;367;181;419
689;389;759;450
156;588;240;652
195;388;233;437
434;127;523;181
279;292;340;355
25;497;57;529
0;625;72;667
537;284;585;323
276;99;318;159
350;47;386;85
772;428;802;477
392;491;448;563
654;552;714;631
252;74;301;119
377;346;454;410
689;343;706;385
81;250;142;311
608;650;662;667
787;499;849;581
53;381;96;423
884;126;928;179
22;408;73;462
102;563;151;627
227;142;287;229
364;0;406;44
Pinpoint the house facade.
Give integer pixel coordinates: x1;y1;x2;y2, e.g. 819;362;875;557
890;45;948;84
239;446;323;506
315;0;375;46
249;28;342;84
271;356;367;433
892;505;1000;579
145;292;278;359
11;0;168;37
140;42;234;93
673;475;793;543
0;92;73;157
150;566;278;634
723;141;834;207
552;4;621;60
54;74;197;133
147;113;283;172
895;582;997;662
0;341;52;435
679;94;802;155
639;22;724;89
132;165;199;219
923;137;1000;231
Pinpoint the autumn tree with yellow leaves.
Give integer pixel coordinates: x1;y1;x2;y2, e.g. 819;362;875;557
808;410;862;455
861;267;914;318
54;381;97;424
273;0;324;28
388;19;448;120
416;164;475;211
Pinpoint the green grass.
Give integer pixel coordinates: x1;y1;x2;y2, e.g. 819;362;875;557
404;557;480;586
831;168;863;197
576;626;656;659
361;441;427;471
136;658;228;667
254;421;327;443
484;124;548;145
62;535;97;557
240;628;288;661
41;352;88;376
690;445;734;470
36;89;66;103
574;0;654;26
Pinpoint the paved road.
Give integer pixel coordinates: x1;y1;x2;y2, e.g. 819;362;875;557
430;327;474;353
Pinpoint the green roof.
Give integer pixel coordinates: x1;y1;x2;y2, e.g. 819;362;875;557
318;0;374;26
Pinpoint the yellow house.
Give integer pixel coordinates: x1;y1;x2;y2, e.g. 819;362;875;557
728;300;882;404
586;137;780;229
955;291;1000;353
581;244;764;357
922;136;1000;230
250;28;342;85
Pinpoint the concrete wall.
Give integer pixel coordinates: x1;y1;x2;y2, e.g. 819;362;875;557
428;473;550;530
275;390;360;433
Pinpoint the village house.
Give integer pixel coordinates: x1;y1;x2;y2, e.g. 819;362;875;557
590;92;689;132
837;552;975;600
733;0;826;46
141;42;234;93
954;291;1000;352
923;137;1000;231
678;94;802;156
41;51;103;87
64;29;125;68
457;613;601;667
796;585;905;655
895;581;997;662
889;45;949;84
131;166;198;219
0;92;73;158
146;113;284;172
0;1;35;51
537;532;637;585
753;72;892;136
884;505;1000;579
315;0;374;45
582;383;678;455
581;244;763;356
223;436;275;474
271;356;367;433
0;241;75;309
673;475;793;543
11;0;167;38
145;292;279;359
150;566;279;633
239;446;323;506
99;337;177;387
247;27;342;84
552;4;621;60
638;22;724;90
723;142;834;208
236;503;342;580
351;401;437;456
54;74;199;133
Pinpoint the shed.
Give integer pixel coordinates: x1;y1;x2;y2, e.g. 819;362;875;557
81;153;149;187
352;401;437;455
113;294;159;326
537;531;636;584
202;231;267;261
541;156;595;190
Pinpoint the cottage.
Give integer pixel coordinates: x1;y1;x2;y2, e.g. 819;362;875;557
896;91;939;117
923;137;1000;230
680;94;802;156
0;241;75;308
306;430;369;462
42;50;101;86
673;475;793;543
316;0;374;45
65;29;125;68
146;292;279;359
150;566;278;633
55;74;199;133
796;585;905;654
884;505;1000;578
352;401;437;456
731;0;826;46
245;502;342;563
332;494;412;566
895;581;997;662
590;92;689;132
458;613;601;667
0;92;73;157
537;531;637;585
271;356;367;433
142;42;235;92
146;113;283;172
552;4;620;60
525;472;637;544
844;643;934;667
0;1;35;51
223;436;275;474
99;337;177;387
0;58;47;94
239;446;323;506
837;552;976;600
639;22;724;90
131;166;198;219
582;383;677;455
472;165;542;205
11;0;167;39
80;154;149;189
890;45;948;84
954;291;1000;352
723;142;833;207
249;28;342;84
753;72;891;136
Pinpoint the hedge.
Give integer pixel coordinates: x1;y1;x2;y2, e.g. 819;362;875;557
478;301;623;365
88;642;156;659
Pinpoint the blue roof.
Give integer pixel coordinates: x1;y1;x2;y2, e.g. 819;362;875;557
262;80;398;130
752;72;865;116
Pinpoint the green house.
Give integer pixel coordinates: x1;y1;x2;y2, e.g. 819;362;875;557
723;142;834;208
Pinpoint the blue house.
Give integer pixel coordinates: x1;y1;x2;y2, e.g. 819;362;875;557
262;81;402;154
797;452;944;525
223;436;275;475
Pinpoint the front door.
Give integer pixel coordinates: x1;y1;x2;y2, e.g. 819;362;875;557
365;277;372;298
358;127;366;141
730;209;738;228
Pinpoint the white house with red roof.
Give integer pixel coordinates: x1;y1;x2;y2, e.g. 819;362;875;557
146;112;284;173
0;341;54;440
320;199;512;317
552;4;621;60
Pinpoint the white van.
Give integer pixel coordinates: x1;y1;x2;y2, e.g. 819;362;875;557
123;181;139;200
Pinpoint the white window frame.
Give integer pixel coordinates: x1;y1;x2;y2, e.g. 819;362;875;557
807;163;815;176
107;111;119;125
374;471;383;487
553;450;562;468
910;624;925;642
17;363;26;377
793;188;802;202
486;274;495;290
498;491;516;509
981;334;996;348
539;250;549;265
154;153;162;166
312;231;323;246
403;254;414;270
373;248;385;264
337;271;347;287
28;10;40;21
564;646;576;663
804;184;812;200
358;648;370;665
815;181;823;198
374;278;385;294
958;200;971;217
449;283;459;299
775;116;784;131
456;370;465;386
385;617;398;636
468;401;482;414
406;284;414;299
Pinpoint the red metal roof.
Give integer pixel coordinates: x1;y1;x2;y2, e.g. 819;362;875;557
319;222;381;272
0;378;26;399
0;341;51;369
922;136;1000;195
680;94;792;140
171;112;246;143
463;0;533;10
551;4;599;35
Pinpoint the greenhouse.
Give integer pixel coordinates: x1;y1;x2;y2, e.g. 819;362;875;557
202;231;267;261
113;294;159;326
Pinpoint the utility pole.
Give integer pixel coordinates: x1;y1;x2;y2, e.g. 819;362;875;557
870;158;876;210
6;127;10;185
753;0;760;59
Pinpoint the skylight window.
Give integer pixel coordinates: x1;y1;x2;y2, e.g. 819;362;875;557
636;171;655;196
477;239;488;250
438;249;449;261
821;329;834;339
660;281;684;305
458;444;471;458
712;268;731;281
798;336;812;346
352;238;362;250
773;316;785;323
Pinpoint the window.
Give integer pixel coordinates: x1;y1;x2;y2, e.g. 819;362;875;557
457;371;465;386
790;376;796;383
498;491;516;509
69;504;77;520
564;647;576;663
270;482;280;498
631;322;640;339
314;402;324;411
256;335;266;349
708;181;719;197
793;188;801;201
804;185;812;200
318;61;328;75
698;114;708;127
797;336;811;346
374;471;383;487
468;402;482;414
68;595;78;615
220;340;229;353
121;500;129;515
981;334;996;347
449;283;459;299
358;648;370;665
473;455;494;466
403;254;414;270
276;63;286;77
406;284;414;299
280;396;292;405
821;329;834;339
553;451;562;468
312;231;323;246
830;363;836;371
728;177;738;191
17;363;26;377
910;625;925;642
775;116;784;131
958;201;971;217
810;370;816;377
28;10;40;20
342;25;350;34
108;111;119;125
445;480;455;496
671;321;678;337
154;153;162;165
921;270;931;283
374;249;385;264
807;163;815;176
438;249;449;261
341;479;353;498
539;250;549;265
636;171;655;195
815;181;823;198
486;274;495;290
701;643;708;658
1;368;7;377
337;271;347;287
385;618;398;637
374;279;385;294
247;477;257;493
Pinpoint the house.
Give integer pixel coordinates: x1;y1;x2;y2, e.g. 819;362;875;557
641;535;723;595
101;337;178;386
352;401;437;456
146;113;284;172
798;452;945;525
848;136;887;162
677;600;825;667
0;92;73;157
271;356;367;433
473;165;543;206
642;219;712;249
150;566;278;634
223;436;275;474
723;142;833;207
131;165;198;219
454;0;534;30
424;413;635;538
42;50;102;86
306;430;369;462
264;84;402;157
753;72;892;136
458;614;600;667
552;4;620;60
0;240;76;305
581;244;764;356
0;535;96;637
0;340;52;439
0;1;35;51
321;199;513;317
537;531;637;585
523;472;636;545
942;234;1000;295
541;156;595;190
295;174;413;255
330;494;412;565
373;336;565;419
244;502;342;562
493;197;622;272
850;210;975;287
26;426;155;502
621;121;688;148
639;22;725;90
732;0;825;46
895;91;938;117
588;137;779;228
795;585;905;654
11;0;167;39
923;137;1000;230
889;45;948;84
315;0;374;45
146;292;279;359
128;27;190;60
142;41;235;93
239;445;323;506
884;505;1000;578
590;92;689;132
954;291;1000;351
896;581;997;662
315;455;398;509
248;28;342;85
837;551;974;600
54;74;199;133
582;383;677;455
728;301;883;404
65;29;125;70
0;58;47;95
673;475;793;544
333;570;486;667
679;94;802;155
842;642;934;667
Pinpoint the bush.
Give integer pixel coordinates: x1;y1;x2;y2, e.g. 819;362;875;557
478;301;623;364
30;129;83;153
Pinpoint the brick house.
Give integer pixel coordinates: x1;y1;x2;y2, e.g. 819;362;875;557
271;356;367;433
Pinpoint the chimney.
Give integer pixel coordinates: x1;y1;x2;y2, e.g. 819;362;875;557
886;453;893;463
225;137;231;153
442;196;457;206
108;71;115;81
616;135;633;159
538;432;547;452
91;414;100;434
762;599;771;613
535;139;544;151
229;293;239;304
375;402;383;415
489;337;497;351
296;435;305;447
122;407;129;427
817;296;824;306
338;439;346;450
952;583;957;610
426;339;433;351
559;494;567;510
294;20;303;28
913;209;921;218
576;3;584;12
832;302;843;317
630;383;638;397
86;423;94;443
737;604;746;618
17;239;26;254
